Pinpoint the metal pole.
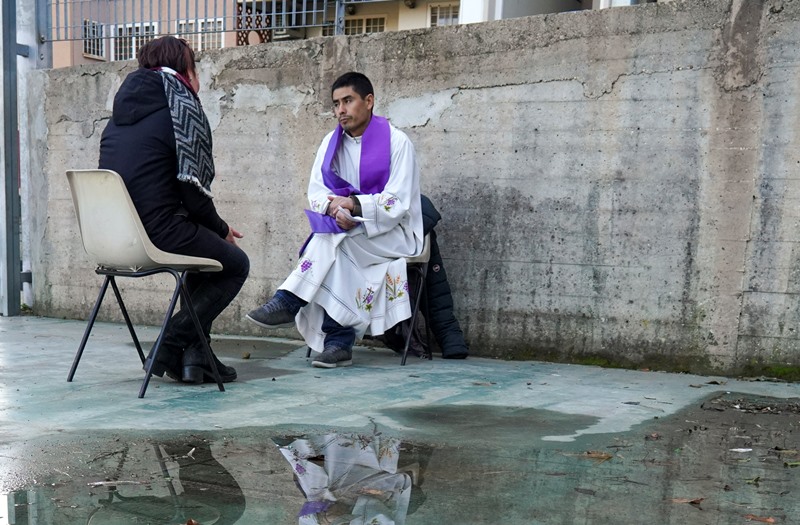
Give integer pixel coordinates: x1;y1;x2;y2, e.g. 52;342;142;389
2;0;22;316
335;0;344;35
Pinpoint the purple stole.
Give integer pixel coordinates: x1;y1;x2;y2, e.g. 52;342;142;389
304;115;391;235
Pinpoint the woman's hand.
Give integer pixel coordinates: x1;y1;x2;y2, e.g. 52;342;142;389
225;226;244;246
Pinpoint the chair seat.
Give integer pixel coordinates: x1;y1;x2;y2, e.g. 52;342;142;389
97;253;223;274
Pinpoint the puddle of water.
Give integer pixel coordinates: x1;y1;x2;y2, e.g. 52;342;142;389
2;396;799;524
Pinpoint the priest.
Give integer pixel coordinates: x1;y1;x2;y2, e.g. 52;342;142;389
247;72;424;368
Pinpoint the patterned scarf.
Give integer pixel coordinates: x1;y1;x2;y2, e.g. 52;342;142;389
156;68;215;197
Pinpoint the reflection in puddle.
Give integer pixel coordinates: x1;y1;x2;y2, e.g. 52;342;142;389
1;432;429;525
3;441;245;525
275;433;426;525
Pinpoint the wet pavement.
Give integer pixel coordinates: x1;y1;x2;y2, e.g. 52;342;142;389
1;316;799;524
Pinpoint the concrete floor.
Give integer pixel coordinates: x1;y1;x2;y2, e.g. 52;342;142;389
1;316;799;524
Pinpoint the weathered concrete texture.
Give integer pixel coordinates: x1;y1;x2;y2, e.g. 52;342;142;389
23;0;800;375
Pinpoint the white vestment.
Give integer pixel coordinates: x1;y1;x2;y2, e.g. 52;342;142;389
280;124;424;352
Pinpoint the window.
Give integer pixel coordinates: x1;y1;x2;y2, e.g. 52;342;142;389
82;19;104;59
177;19;225;51
343;17;386;35
364;17;385;34
430;3;459;27
112;23;157;62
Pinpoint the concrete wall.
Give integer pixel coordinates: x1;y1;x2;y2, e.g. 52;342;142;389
24;0;800;377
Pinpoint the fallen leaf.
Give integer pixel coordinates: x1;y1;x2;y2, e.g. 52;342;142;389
745;476;761;486
574;487;596;496
689;384;704;388
562;451;613;464
706;380;726;385
670;497;705;505
784;461;800;468
241;352;251;359
583;451;613;463
743;515;775;523
186;520;201;525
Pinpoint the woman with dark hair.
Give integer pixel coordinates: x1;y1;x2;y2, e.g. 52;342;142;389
99;36;249;384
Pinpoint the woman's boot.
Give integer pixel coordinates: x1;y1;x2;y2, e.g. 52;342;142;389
182;339;237;384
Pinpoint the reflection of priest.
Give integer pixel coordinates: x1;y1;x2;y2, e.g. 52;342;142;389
277;434;414;525
248;72;424;369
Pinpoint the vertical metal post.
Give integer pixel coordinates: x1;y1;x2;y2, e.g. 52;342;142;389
335;0;344;35
2;0;22;316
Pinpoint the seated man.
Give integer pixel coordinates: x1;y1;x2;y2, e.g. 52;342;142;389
247;72;424;368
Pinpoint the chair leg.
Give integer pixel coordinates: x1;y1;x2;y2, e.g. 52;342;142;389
139;278;184;399
418;263;433;361
109;277;146;364
401;265;426;366
68;276;111;382
177;272;224;393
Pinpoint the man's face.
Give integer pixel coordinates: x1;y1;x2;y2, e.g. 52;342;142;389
332;86;374;137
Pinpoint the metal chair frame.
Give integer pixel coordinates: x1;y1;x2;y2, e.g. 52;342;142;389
67;266;224;398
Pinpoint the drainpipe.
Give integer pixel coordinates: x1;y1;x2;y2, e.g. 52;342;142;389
18;0;48;311
2;0;22;316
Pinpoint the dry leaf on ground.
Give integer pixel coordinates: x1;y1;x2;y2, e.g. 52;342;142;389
670;497;705;505
743;515;776;524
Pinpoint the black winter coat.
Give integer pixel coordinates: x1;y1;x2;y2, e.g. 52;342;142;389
98;68;228;252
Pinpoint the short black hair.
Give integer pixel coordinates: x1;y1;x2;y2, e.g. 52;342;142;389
137;36;196;76
331;72;374;99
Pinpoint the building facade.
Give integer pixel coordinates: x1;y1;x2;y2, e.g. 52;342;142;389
49;0;621;68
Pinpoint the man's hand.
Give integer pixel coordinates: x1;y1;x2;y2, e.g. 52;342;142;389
328;195;358;230
327;195;353;216
225;226;244;246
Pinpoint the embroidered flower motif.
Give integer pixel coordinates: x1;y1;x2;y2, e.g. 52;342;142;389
295;463;306;475
356;287;375;311
386;273;406;302
299;258;313;273
378;194;398;212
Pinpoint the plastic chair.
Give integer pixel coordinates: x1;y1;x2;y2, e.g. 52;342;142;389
65;169;225;398
304;234;433;365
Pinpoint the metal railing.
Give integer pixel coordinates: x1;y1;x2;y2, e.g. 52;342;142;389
46;0;339;43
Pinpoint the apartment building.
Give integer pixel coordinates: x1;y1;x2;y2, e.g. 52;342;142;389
50;0;656;68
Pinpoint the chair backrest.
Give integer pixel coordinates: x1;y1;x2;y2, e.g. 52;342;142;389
406;234;431;265
66;169;222;272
